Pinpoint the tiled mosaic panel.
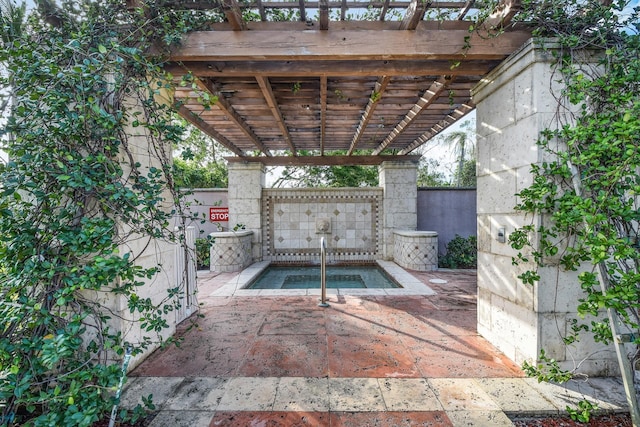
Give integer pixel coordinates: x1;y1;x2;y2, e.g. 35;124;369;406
262;189;383;262
210;234;253;272
393;236;438;271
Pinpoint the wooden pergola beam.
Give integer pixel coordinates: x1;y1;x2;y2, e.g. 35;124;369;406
298;0;307;21
255;76;297;155
177;105;246;157
164;59;499;78
457;0;475;19
372;76;451;155
156;1;470;10
400;0;429;30
400;102;475;154
479;0;521;31
225;154;422;166
220;0;247;30
195;79;272;156
319;0;329;30
170;28;532;61
347;76;391;155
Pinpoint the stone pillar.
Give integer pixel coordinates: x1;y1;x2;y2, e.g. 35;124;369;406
227;161;265;262
378;160;418;260
473;39;617;375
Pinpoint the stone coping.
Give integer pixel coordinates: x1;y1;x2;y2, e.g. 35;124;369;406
209;230;253;238
394;230;438;237
206;260;436;297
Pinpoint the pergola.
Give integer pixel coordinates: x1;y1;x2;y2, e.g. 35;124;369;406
155;0;531;166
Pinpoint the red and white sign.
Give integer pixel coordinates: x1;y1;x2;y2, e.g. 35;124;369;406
209;207;229;222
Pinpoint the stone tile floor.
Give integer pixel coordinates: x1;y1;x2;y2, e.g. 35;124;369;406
125;268;629;426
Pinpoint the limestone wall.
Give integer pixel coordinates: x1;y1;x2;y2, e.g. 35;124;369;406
379;161;419;260
473;39;617;375
228;162;265;261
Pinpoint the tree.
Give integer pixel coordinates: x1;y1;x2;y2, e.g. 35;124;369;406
271;151;378;188
173;158;228;188
457;158;476;188
416;158;450;187
441;119;475;187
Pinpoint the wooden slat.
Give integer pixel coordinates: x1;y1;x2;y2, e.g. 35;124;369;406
195;79;272;156
320;76;327;155
372;76;451;155
177;105;246;157
170;28;533;61
225;154;422;166
347;76;390;155
340;0;347;20
255;76;297;155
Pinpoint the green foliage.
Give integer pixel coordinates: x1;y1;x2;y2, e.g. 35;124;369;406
522;349;574;384
567;399;598;423
417;158;450;187
195;238;212;269
439;235;477;269
0;0;209;424
509;1;640;417
456;158;476;188
173;158;228;188
271;151;378;188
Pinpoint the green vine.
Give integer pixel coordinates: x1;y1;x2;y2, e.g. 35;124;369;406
0;1;210;425
508;0;640;411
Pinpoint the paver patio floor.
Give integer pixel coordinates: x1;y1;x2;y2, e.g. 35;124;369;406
126;268;628;426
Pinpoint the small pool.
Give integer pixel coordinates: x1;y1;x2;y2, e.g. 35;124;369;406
246;265;401;289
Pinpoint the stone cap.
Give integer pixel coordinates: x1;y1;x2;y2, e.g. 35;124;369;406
393;230;438;237
209;230;253;238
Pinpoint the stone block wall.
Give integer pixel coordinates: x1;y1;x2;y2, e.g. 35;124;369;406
227;162;265;261
473;39;618;375
379;161;418;259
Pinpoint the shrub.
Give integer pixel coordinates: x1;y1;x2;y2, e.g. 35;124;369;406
195;238;213;270
439;234;477;269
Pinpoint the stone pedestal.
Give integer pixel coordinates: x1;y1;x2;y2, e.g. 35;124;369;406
393;230;438;271
209;230;254;272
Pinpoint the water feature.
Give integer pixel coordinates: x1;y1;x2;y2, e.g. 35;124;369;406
245;264;401;290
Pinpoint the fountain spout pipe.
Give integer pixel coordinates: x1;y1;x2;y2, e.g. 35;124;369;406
319;237;329;307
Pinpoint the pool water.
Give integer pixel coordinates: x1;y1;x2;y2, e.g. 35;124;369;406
246;265;401;289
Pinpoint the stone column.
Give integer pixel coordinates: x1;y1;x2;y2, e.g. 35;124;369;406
473;39;617;375
227;161;265;262
378;160;418;260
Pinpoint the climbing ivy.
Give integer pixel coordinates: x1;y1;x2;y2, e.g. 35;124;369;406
509;0;640;391
0;1;210;425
